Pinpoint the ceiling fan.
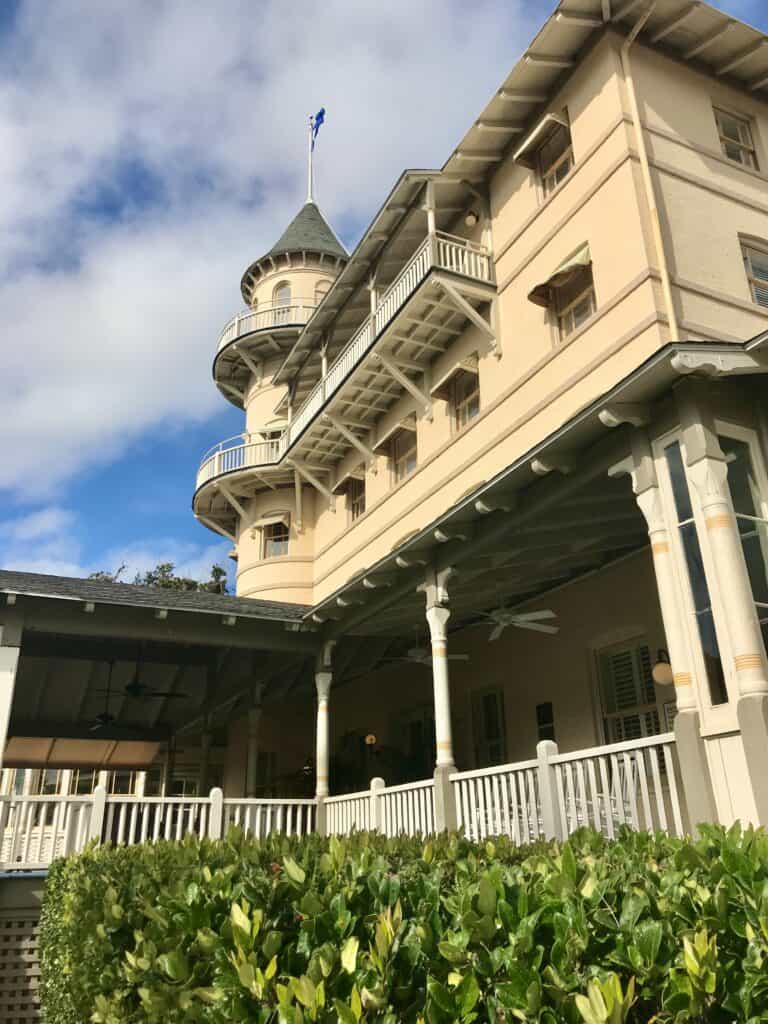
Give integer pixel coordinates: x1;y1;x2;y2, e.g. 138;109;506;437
96;647;190;701
91;660;117;731
480;607;559;642
391;646;470;666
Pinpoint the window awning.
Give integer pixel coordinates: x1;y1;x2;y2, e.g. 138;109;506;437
332;465;365;495
528;244;591;308
252;510;291;530
372;415;417;454
513;113;569;167
430;355;479;401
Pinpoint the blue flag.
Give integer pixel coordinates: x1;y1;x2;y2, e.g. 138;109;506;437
312;108;325;150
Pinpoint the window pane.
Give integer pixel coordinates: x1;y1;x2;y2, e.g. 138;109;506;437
664;441;693;522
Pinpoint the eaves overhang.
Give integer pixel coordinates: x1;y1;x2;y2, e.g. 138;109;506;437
307;332;768;629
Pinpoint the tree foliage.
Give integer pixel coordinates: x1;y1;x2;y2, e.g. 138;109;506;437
88;561;228;594
39;824;768;1024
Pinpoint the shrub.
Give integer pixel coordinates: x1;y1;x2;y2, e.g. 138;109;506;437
39;825;768;1023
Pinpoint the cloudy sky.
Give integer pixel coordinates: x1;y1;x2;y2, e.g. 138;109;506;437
0;0;765;585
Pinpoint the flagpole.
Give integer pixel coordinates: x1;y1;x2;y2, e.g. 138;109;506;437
307;114;314;204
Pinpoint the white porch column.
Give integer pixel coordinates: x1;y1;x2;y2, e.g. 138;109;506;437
245;684;264;798
678;382;768;823
421;567;458;831
611;430;716;831
0;611;22;770
314;642;335;835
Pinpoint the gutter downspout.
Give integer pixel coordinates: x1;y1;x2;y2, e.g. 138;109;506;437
620;4;680;341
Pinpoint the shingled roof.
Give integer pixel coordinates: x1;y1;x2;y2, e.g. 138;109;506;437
0;569;308;622
268;202;348;260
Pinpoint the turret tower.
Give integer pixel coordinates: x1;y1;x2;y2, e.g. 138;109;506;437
194;123;348;603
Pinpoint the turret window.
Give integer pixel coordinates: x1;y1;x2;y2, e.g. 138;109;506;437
273;282;291;324
262;520;289;559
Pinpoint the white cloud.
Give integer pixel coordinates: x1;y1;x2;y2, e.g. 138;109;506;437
0;0;536;501
0;505;231;583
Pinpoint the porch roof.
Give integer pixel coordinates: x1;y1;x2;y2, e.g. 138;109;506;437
311;334;768;639
0;569;308;623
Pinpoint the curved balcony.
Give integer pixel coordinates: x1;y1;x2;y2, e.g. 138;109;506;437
217;302;317;355
196;431;287;490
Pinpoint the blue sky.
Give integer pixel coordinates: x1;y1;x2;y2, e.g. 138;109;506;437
0;0;766;586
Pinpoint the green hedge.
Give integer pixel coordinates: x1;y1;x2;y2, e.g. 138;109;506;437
39;825;768;1024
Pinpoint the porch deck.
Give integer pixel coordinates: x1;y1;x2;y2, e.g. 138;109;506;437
0;733;685;871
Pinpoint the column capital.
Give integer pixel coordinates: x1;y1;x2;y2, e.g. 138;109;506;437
426;604;451;640
315;670;332;703
419;565;455;611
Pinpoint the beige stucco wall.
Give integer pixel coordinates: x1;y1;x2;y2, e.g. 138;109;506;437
227;32;768;612
249;262;336;314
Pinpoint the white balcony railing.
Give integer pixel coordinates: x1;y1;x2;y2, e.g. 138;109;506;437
0;735;686;870
196;231;493;492
217;302;318;354
196;432;286;489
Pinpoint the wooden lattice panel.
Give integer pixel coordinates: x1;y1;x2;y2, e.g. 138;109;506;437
0;913;41;1023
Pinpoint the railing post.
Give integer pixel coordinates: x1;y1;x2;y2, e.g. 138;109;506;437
315;796;327;837
88;785;107;845
208;787;224;840
370;777;385;832
537;740;563;841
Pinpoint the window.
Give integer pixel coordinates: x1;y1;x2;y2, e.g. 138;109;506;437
315;279;332;305
664;441;728;706
472;690;506;767
536;701;556;742
538;121;574;196
598;641;662;743
272;281;291;324
714;107;758;169
742;242;768;308
719;434;768;654
347;476;366;522
452;370;480;430
263;520;289;559
554;264;596;339
391;427;417;483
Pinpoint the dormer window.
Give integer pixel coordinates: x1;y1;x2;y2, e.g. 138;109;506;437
514;112;573;199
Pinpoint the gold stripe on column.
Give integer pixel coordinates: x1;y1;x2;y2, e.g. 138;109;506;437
673;672;692;687
735;653;764;671
432;644;447;657
436;740;452;750
651;541;669;555
705;514;731;531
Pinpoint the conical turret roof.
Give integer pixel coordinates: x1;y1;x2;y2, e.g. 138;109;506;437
268;201;348;259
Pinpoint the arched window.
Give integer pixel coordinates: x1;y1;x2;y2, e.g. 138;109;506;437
315;279;332;305
273;281;291;324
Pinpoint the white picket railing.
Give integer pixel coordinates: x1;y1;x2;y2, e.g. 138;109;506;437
101;796;210;846
0;795;94;869
196;232;493;489
551;733;684;839
326;790;372;835
451;759;542;843
379;779;435;837
223;798;316;838
217;302;318;353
